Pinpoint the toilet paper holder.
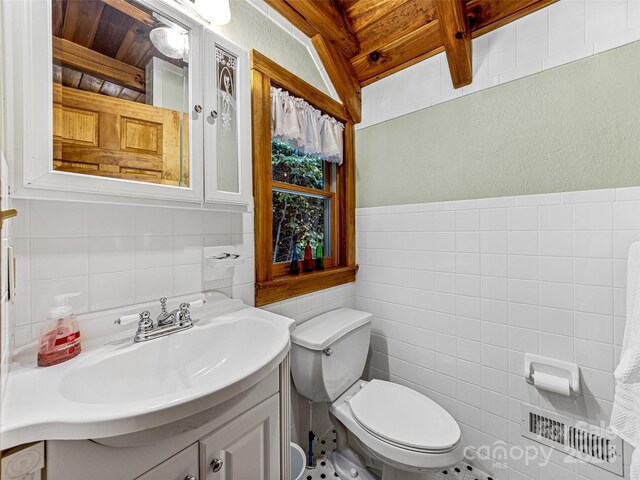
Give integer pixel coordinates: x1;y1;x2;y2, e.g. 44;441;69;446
524;354;580;396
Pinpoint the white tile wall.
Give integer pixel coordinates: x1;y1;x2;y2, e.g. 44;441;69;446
9;199;256;348
356;187;638;480
359;0;640;129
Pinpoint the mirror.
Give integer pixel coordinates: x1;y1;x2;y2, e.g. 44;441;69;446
51;0;191;187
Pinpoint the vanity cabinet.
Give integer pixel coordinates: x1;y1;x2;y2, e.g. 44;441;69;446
200;395;280;480
2;0;252;210
136;444;199;480
45;370;282;480
134;395;279;480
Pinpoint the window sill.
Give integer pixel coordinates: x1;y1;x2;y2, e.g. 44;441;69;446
255;265;358;307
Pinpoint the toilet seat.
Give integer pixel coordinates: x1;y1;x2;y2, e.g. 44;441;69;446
346;380;461;453
330;380;465;472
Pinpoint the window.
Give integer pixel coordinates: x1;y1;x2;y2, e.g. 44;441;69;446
251;51;356;307
271;141;332;271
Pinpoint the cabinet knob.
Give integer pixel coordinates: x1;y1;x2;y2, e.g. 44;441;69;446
210;110;218;119
194;105;203;113
323;348;333;356
210;458;224;472
184;476;197;480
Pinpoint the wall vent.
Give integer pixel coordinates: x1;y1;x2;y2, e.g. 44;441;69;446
521;404;623;476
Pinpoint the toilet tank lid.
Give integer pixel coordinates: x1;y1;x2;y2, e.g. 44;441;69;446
291;308;372;350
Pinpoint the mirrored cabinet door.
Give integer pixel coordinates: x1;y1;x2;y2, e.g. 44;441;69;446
3;0;204;204
51;0;195;188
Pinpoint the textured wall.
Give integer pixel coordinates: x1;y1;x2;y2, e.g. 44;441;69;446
356;40;640;208
212;1;328;95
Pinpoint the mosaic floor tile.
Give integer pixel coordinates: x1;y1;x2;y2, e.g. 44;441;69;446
300;430;493;480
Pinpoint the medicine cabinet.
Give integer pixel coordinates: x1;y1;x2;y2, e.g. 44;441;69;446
2;0;252;210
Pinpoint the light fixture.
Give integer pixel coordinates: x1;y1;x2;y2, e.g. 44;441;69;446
196;0;231;25
149;26;186;59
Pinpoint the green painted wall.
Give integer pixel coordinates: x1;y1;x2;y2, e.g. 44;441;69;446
212;1;328;95
356;41;640;208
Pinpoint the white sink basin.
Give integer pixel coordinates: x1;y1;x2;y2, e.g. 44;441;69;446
0;293;294;450
61;316;281;405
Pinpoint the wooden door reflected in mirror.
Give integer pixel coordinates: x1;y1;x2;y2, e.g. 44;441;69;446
51;0;191;187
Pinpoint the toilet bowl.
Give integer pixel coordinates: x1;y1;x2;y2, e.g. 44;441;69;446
290;308;464;480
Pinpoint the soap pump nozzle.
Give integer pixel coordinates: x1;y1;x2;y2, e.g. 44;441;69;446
48;292;81;319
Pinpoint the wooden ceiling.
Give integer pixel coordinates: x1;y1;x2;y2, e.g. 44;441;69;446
265;0;558;123
51;0;185;102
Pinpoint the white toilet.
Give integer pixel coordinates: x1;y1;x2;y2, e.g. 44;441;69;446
290;308;465;480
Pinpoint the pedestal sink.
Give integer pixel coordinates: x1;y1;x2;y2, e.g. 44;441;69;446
61;316;283;405
0;293;294;450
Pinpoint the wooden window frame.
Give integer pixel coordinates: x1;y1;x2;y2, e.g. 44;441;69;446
251;50;357;307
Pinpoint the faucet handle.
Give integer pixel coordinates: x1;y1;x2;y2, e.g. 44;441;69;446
116;313;141;326
139;311;153;330
159;297;168;313
177;302;191;326
178;299;205;326
115;310;153;331
187;299;206;308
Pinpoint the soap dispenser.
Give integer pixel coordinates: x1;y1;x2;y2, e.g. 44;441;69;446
37;292;82;367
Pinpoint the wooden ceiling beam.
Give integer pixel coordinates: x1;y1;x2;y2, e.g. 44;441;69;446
343;0;414;33
52;36;145;92
52;0;65;37
435;0;472;88
283;0;360;58
311;34;361;123
264;0;558;92
263;0;318;37
351;20;443;86
61;0;105;47
355;0;437;54
99;0;156;27
115;24;153;67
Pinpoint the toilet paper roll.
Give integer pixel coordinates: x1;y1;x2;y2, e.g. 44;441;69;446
533;371;571;396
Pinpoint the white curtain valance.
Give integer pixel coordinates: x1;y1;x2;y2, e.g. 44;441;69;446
271;87;344;165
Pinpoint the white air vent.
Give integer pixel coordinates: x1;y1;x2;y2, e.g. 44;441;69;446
521;404;623;476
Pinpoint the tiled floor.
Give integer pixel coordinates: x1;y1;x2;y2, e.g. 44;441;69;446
301;431;492;480
431;465;493;480
300;429;339;480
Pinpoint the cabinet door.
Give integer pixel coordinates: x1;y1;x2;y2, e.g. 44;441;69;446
203;32;252;208
5;0;205;204
200;395;279;480
136;444;199;480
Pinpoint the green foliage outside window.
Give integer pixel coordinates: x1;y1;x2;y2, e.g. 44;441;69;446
272;140;324;189
271;140;327;264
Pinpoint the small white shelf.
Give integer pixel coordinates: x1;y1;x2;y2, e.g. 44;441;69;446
203;246;245;280
208;253;244;268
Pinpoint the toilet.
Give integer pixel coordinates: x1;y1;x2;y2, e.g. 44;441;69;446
290;308;465;480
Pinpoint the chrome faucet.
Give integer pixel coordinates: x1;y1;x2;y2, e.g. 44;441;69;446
157;297;179;327
115;298;206;342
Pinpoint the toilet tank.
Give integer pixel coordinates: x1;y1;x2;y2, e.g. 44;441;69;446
290;308;372;403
